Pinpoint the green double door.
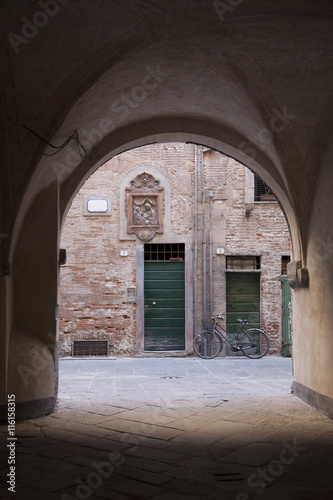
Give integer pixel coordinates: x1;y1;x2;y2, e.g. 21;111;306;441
144;261;185;351
281;276;292;357
226;272;260;356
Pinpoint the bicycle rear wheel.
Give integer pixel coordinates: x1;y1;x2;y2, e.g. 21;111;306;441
240;329;269;359
193;329;223;359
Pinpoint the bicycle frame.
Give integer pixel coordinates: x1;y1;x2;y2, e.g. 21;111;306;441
193;315;269;359
211;316;247;348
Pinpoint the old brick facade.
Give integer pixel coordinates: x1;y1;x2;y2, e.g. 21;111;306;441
59;143;291;357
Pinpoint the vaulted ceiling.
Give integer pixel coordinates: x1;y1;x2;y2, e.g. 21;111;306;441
1;0;333;260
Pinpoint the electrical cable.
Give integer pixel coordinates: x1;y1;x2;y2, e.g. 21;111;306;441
0;105;89;159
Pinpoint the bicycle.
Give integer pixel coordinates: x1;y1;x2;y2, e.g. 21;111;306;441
193;314;270;359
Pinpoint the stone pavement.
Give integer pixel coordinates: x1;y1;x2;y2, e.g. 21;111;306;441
1;357;333;500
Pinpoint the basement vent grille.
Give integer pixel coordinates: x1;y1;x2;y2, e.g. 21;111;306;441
72;340;109;357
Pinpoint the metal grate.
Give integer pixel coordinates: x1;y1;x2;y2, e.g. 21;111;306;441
144;243;185;261
226;256;261;270
254;175;276;201
72;340;109;357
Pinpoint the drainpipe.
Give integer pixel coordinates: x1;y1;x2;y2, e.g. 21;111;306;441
209;190;214;326
194;145;198;335
202;147;208;329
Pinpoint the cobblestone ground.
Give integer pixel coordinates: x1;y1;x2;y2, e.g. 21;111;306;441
1;357;333;499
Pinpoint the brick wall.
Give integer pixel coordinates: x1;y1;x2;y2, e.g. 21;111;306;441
59;143;195;356
225;163;291;353
59;143;291;356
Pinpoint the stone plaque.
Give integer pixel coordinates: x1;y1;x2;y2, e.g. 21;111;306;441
125;173;164;241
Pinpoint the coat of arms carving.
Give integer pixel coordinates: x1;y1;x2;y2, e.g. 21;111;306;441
125;173;164;241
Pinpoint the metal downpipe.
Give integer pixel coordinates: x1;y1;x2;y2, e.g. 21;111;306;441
209;190;213;326
202;147;207;329
194;145;198;336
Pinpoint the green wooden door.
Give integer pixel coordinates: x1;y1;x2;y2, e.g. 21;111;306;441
281;276;292;357
226;272;260;356
144;261;185;351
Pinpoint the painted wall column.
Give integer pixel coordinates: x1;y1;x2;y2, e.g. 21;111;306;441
292;139;333;418
0;182;60;422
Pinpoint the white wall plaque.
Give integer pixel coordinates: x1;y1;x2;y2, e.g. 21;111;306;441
87;199;108;213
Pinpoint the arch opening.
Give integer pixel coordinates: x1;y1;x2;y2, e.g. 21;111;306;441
59;141;293;363
4;123;303;423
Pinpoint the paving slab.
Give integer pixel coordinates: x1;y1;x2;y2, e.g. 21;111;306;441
1;357;333;499
221;442;283;466
110;478;164;498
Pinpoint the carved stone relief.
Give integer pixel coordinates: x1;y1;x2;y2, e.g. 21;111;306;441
125;173;164;241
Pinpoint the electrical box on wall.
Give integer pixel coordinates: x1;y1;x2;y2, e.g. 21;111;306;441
59;248;67;265
126;287;136;302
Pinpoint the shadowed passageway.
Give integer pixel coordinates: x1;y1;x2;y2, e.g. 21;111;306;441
1;358;332;499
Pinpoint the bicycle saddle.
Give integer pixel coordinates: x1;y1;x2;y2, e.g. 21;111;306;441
237;318;248;323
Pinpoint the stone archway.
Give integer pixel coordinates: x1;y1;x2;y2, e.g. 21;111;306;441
1;125;302;422
1;1;333;421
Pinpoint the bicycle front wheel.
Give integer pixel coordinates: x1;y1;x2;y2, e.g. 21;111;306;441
240;329;269;359
193;329;223;359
